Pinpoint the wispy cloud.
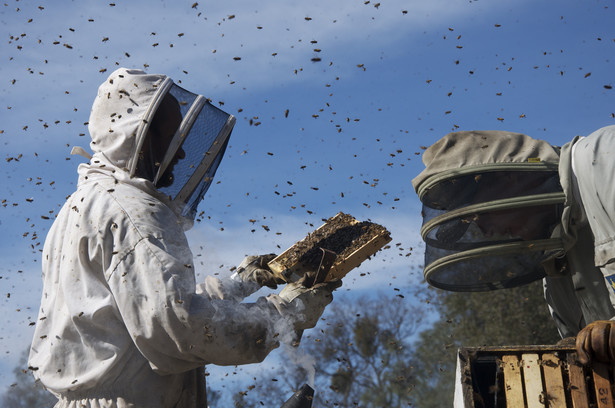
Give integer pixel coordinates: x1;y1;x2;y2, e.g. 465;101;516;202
0;0;537;393
2;0;523;93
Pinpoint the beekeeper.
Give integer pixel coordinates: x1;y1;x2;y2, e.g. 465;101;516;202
412;126;615;366
29;68;339;408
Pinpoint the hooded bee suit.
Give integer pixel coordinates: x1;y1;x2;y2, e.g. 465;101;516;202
29;68;331;408
545;125;615;337
412;127;615;339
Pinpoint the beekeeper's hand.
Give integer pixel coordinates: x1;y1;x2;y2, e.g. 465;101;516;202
231;254;285;289
576;320;615;364
274;277;342;331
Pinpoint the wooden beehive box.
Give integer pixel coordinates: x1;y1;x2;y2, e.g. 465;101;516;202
455;345;615;408
268;212;391;283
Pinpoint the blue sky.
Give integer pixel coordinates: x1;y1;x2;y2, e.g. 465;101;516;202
1;0;614;396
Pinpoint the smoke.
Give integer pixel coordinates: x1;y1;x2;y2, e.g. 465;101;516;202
196;265;328;390
282;343;317;388
267;296;321;388
270;295;323;389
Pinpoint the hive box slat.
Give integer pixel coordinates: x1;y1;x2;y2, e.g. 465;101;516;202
592;362;614;408
455;345;615;408
502;355;525;407
542;353;566;408
522;353;544;408
566;354;589;408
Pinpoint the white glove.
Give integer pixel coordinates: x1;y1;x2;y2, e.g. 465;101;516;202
231;254;285;289
273;278;342;331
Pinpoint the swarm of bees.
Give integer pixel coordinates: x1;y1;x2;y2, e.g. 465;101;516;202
2;1;614;405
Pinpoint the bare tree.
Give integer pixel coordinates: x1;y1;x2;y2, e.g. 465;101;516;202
237;294;427;407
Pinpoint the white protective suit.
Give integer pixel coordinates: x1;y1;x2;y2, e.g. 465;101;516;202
28;68;327;407
544;125;615;337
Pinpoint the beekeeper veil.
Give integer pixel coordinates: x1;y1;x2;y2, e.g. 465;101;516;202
85;68;234;223
412;131;565;291
131;80;234;222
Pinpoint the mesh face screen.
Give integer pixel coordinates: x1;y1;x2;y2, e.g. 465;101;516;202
419;169;564;291
182;136;229;219
424;250;548;291
155;85;233;219
421;171;561;211
422;203;561;251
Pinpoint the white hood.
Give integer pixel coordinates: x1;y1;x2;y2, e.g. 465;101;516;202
87;67;171;174
79;68;191;227
81;67;234;225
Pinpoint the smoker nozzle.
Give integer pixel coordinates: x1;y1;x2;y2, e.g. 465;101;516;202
280;384;314;408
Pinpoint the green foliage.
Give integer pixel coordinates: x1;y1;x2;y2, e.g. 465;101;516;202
232;391;248;408
354;316;379;357
330;368;353;396
1;349;58;408
410;280;561;408
207;386;221;407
